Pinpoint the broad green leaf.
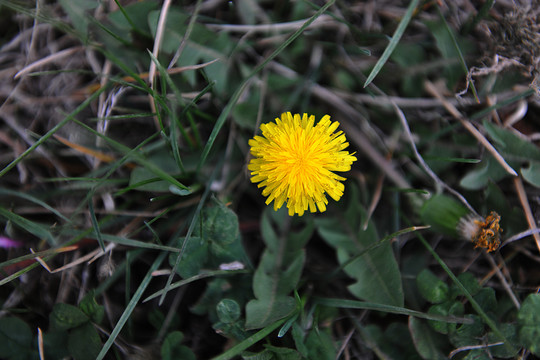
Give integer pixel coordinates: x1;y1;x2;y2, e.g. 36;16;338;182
67;322;101;360
408;317;448;360
473;288;497;313
427;301;464;334
216;299;241;324
518;293;540;355
315;186;403;307
460;155;510;190
79;292;105;324
161;331;196;360
521;161;540;188
487;323;520;358
50;303;89;331
483;120;540;161
108;0;158;38
43;330;70;359
417;269;449;304
59;0;98;41
173;236;209;278
305;329;336;360
449;315;484;348
450;272;482;298
0;317;33;358
171;199;248;278
128;150;181;192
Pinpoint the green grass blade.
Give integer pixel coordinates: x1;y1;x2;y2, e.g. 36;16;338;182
0;189;71;223
95;250;168;360
210;318;288;360
436;6;479;102
0;261;42;287
197;0;337;171
363;0;420;87
314;297;472;324
143;269;249;302
88;190;105;252
0;208;56;245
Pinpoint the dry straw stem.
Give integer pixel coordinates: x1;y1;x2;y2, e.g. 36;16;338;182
206;14;336;33
513;176;540;254
424;80;518;177
148;0;173;130
13;46;84;79
392;101;479;215
483;253;520;309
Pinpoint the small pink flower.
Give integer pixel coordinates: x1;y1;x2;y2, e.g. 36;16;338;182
0;236;24;249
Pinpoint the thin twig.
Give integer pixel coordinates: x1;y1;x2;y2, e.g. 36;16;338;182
392;102;479;215
483;253;520;309
513;176;540;254
424;80;518;177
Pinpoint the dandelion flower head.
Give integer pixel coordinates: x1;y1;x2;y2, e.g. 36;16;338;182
458;211;502;252
248;112;357;216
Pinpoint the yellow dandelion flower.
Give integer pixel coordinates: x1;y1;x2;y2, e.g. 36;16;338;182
248;112;357;216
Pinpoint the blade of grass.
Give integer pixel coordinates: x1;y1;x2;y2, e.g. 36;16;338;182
143;269;249;302
95;249;168;360
0;261;42;286
88;190;105;252
197;0;337;171
363;0;420;87
211;318;288;360
314;298;472;324
435;6;479;102
0;208;56;245
0;189;71;223
158;168;214;305
70;118;190;191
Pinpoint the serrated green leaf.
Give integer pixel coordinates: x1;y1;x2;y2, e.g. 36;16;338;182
316;186;403;307
246;208;312;329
